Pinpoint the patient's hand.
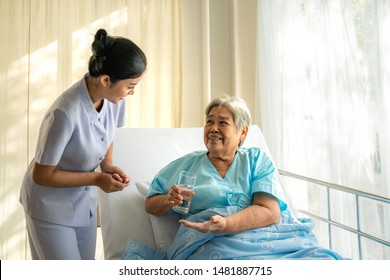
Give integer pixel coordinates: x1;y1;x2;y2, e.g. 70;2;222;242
179;215;227;234
168;184;195;207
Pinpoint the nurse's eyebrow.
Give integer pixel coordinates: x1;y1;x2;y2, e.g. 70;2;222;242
128;82;138;87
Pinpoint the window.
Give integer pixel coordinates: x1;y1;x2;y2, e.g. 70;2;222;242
257;0;390;259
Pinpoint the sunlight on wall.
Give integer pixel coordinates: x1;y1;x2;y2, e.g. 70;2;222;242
29;42;58;84
1;40;59;259
28;41;59;163
1;51;29;260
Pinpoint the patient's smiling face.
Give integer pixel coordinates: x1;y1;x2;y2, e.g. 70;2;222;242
204;105;244;162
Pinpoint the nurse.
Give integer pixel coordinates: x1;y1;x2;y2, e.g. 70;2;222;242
19;28;147;259
145;96;283;234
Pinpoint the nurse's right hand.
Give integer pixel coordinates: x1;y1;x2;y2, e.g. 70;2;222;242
96;173;129;193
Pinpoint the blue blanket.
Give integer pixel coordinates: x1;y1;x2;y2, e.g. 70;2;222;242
122;207;347;260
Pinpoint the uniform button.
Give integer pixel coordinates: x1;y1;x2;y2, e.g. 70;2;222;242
85;187;89;191
101;137;105;141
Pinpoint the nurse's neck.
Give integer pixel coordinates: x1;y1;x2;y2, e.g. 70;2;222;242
86;76;104;112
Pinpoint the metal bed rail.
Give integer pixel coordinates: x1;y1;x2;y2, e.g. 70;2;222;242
278;169;390;260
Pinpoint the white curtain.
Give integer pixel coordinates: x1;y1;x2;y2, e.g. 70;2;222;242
0;0;182;260
257;0;390;259
0;0;257;259
180;0;258;126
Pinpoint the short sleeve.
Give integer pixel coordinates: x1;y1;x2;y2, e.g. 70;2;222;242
34;109;73;166
146;158;184;198
250;148;287;211
147;170;171;198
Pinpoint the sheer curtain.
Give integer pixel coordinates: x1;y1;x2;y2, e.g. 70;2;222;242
1;0;258;259
257;0;389;259
181;0;258;127
0;0;182;259
126;0;183;128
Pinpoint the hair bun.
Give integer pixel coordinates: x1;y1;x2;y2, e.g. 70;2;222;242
88;28;147;80
95;29;108;42
92;29;115;57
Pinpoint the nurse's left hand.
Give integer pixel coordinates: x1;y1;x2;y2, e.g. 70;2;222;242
96;172;129;193
111;172;130;184
102;165;130;184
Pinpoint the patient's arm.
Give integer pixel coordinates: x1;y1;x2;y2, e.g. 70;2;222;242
144;194;172;216
145;184;195;216
179;192;280;234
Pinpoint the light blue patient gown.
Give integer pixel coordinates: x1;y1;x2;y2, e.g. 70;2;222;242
123;147;348;260
147;147;287;216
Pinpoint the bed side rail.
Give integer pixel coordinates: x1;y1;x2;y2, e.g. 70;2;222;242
278;169;390;260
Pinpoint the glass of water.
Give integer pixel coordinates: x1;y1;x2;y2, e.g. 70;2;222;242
173;171;196;214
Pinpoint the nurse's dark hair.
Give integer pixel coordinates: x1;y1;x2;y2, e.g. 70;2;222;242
88;29;147;83
205;95;251;147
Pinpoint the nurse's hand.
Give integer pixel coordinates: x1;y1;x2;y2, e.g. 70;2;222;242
101;165;130;184
97;172;129;193
98;165;130;193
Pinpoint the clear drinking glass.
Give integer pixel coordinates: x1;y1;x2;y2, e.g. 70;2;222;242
173;171;196;214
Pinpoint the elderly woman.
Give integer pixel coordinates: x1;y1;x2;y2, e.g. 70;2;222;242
145;96;286;234
123;96;346;260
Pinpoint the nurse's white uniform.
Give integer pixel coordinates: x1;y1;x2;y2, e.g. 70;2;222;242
19;74;126;259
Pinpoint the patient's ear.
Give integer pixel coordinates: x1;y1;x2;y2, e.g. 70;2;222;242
240;125;249;141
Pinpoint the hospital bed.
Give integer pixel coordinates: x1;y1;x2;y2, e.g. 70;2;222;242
98;125;390;260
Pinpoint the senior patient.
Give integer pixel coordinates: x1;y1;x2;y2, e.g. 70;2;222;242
145;95;283;234
122;96;347;260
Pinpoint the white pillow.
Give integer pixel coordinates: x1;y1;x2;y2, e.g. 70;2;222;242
135;181;181;251
135;181;150;196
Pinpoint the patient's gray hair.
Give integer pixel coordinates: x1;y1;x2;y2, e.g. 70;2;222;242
205;96;251;132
